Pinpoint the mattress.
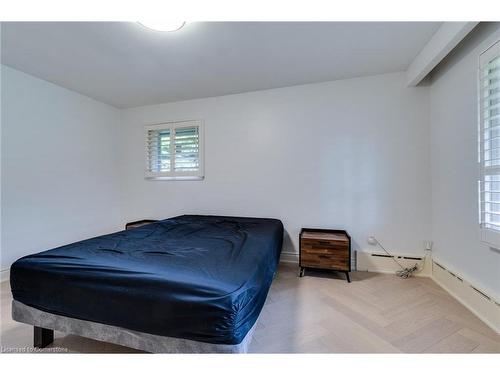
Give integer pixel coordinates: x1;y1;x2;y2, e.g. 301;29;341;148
10;215;283;345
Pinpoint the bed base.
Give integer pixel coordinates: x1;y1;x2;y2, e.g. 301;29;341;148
13;300;255;353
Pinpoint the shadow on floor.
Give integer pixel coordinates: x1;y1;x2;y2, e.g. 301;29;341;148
298;268;381;282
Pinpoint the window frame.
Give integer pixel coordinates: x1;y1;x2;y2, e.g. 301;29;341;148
479;40;500;248
145;120;204;181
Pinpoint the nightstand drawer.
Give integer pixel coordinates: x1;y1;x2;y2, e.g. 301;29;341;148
300;252;349;270
301;239;348;254
301;246;348;256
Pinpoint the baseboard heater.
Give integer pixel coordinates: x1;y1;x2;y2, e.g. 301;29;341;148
356;252;430;276
434;261;493;302
370;253;424;261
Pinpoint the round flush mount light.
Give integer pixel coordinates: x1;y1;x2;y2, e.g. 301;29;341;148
138;21;186;32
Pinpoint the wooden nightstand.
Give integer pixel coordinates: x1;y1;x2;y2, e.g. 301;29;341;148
299;228;351;282
125;220;158;230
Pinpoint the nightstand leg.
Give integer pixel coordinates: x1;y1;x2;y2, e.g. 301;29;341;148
345;272;351;283
299;267;305;277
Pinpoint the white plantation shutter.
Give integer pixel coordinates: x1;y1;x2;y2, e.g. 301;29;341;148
145;120;204;180
174;126;200;172
146;128;172;173
479;40;500;247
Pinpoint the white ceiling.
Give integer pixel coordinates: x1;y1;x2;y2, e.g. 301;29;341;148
1;22;441;108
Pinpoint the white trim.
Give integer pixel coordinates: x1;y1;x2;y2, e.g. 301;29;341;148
1;269;10;283
480;39;500;67
406;22;478;86
280;251;299;264
478;39;500;249
481;227;500;249
430;256;499;303
431;258;500;334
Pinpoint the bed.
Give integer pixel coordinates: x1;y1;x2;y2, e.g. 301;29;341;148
10;215;284;353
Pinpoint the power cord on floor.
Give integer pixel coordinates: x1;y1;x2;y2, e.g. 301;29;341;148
368;237;419;279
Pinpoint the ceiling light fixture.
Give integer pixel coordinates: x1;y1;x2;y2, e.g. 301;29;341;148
138;21;186;32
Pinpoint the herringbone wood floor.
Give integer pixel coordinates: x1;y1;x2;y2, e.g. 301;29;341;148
1;263;499;353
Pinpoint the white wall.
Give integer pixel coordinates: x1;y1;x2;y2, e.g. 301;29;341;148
0;66;123;273
4;24;499;301
121;72;431;258
429;23;500;297
3;28;498;302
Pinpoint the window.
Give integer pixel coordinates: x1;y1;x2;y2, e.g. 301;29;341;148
145;120;204;180
479;40;500;247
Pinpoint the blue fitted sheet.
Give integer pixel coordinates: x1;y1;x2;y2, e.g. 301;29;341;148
10;215;284;344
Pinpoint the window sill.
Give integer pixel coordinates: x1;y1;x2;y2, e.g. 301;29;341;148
480;227;500;250
146;176;204;181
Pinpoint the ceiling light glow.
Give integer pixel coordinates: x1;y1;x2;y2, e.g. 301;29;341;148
138;21;186;32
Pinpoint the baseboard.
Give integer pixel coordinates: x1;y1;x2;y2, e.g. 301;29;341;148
356;250;431;277
431;259;500;334
280;251;299;264
1;268;10;283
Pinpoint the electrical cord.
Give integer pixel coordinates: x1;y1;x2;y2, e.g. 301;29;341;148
373;238;420;279
373;239;406;269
